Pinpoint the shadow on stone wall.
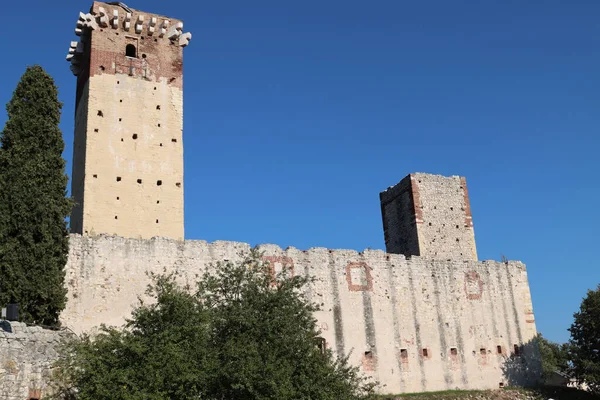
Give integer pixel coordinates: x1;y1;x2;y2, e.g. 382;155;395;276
501;337;543;388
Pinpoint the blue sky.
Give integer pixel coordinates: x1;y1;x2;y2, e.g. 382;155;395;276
1;0;598;343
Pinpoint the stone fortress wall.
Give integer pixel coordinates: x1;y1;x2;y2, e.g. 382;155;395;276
0;2;542;397
61;233;541;394
0;322;72;400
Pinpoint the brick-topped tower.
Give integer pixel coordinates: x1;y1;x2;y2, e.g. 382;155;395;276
66;2;191;240
380;173;478;260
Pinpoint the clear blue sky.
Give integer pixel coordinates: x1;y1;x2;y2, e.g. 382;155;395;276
1;0;598;344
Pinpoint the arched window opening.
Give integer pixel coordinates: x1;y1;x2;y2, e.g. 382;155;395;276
126;44;137;58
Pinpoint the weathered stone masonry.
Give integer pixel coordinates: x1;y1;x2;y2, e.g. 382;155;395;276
68;1;190;241
48;1;542;397
62;234;541;394
381;173;478;261
0;322;72;400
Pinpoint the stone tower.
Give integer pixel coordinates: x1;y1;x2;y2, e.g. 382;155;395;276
380;173;478;260
66;2;192;240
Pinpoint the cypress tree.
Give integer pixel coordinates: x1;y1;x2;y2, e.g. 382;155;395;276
0;65;73;326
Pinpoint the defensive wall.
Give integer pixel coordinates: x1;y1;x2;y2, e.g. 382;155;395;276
61;233;541;394
0;322;72;400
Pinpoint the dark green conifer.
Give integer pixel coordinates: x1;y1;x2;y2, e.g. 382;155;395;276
0;65;73;325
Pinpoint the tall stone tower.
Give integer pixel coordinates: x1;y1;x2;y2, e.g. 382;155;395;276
66;2;192;240
380;173;478;260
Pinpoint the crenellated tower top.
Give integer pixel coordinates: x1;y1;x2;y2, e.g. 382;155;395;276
66;1;192;76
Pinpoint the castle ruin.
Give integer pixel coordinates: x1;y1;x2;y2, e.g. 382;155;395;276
0;2;542;398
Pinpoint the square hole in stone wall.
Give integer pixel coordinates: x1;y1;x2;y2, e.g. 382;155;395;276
116;177;122;182
137;179;142;184
132;134;138;139
497;345;503;354
400;349;408;358
157;180;162;186
450;347;458;356
514;344;521;356
480;348;486;355
171;138;177;143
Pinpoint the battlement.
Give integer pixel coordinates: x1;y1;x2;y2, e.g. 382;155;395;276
66;2;191;76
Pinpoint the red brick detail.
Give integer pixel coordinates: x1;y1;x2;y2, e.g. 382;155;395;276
410;174;424;224
460;177;474;228
262;256;295;281
526;319;535;324
420;348;432;360
28;388;42;399
464;271;484;300
345;262;373;292
362;351;377;371
86;3;185;90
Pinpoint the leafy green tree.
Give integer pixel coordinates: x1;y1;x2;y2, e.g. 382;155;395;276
537;333;570;379
51;250;376;400
568;284;600;394
0;65;72;325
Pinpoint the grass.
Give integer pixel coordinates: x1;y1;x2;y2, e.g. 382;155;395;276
375;389;485;398
374;386;598;400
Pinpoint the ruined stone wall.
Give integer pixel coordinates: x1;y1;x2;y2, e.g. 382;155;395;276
70;1;187;240
62;234;541;394
381;173;478;261
0;322;72;400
